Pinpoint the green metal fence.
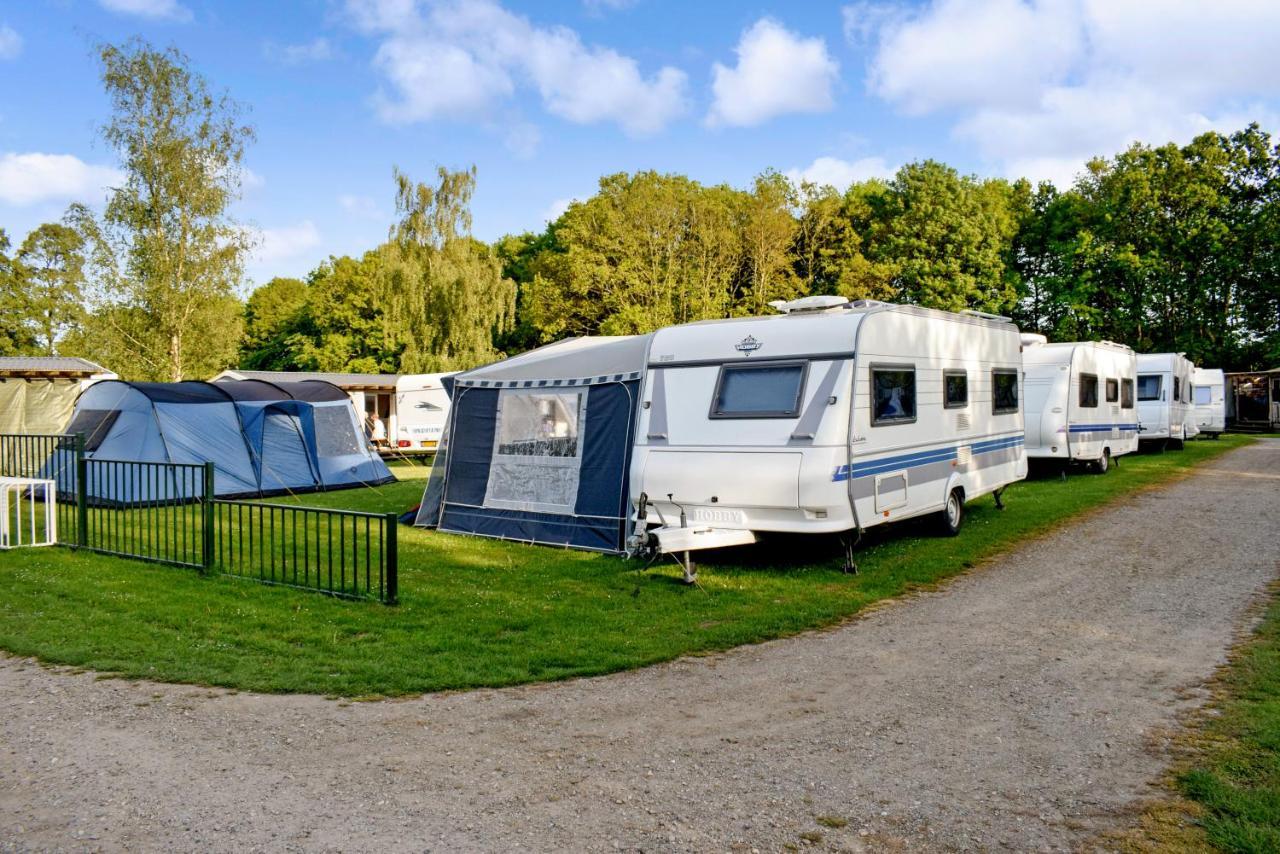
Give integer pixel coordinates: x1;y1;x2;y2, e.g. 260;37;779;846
0;432;81;543
213;501;398;603
0;433;398;604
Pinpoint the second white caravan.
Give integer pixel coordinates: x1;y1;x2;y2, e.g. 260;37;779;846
1021;336;1139;472
1193;367;1226;437
1136;353;1195;447
628;298;1028;573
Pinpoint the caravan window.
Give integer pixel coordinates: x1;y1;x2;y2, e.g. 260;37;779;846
496;393;582;457
1173;377;1182;402
1194;386;1212;405
1079;374;1099;408
1106;378;1119;403
1122;378;1135;408
992;370;1019;414
711;361;807;419
944;370;968;409
871;366;916;425
1137;374;1162;401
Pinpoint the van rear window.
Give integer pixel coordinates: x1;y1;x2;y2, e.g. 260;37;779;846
1137;374;1161;401
711;361;807;419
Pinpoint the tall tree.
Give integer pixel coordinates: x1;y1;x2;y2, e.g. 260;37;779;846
736;169;802;314
15;222;87;355
74;38;253;380
386;166;515;371
0;229;38;354
240;276;309;370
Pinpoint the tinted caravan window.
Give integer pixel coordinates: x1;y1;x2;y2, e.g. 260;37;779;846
711;362;806;419
871;367;916;425
1079;373;1099;408
1122;378;1135;408
1173;377;1182;402
1106;378;1119;402
993;370;1019;414
1194;386;1212;405
944;370;968;409
1137;374;1162;401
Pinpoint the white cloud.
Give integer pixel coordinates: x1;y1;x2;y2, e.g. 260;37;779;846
0;25;22;60
707;18;839;128
264;38;334;65
853;0;1280;185
504;122;541;159
541;196;576;223
0;152;122;206
785;155;895;190
338;194;385;220
240;167;265;191
347;0;688;135
98;0;192;22
254;221;322;264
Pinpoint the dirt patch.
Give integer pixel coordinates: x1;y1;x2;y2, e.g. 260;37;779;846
2;441;1278;852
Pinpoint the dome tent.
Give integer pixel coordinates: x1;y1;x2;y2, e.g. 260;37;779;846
58;379;393;504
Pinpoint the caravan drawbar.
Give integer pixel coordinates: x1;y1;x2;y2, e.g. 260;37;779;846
628;298;1028;569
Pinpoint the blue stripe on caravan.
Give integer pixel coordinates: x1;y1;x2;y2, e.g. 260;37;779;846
1067;423;1139;433
832;434;1024;482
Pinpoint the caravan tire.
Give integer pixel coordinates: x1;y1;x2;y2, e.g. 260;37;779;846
937;489;964;537
1094;449;1110;474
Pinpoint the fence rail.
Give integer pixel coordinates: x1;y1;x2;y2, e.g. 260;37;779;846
0;433;398;604
213;501;397;603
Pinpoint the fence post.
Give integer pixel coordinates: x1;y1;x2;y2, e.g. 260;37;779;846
75;452;87;549
384;512;398;606
202;461;216;573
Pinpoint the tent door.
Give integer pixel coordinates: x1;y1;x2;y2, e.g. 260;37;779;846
259;411;320;493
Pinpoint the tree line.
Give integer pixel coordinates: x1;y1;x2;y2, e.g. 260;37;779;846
1;39;1277;379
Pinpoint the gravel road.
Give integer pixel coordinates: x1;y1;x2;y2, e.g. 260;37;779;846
2;440;1278;853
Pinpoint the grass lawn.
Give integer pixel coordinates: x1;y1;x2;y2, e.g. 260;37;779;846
0;436;1251;697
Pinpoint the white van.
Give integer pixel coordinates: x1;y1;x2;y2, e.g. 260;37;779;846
1193;367;1226;437
628;297;1028;574
1021;336;1138;472
1135;353;1195;448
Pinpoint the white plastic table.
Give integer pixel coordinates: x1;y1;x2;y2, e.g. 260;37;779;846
0;476;57;549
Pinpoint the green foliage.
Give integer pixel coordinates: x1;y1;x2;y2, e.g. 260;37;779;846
13;221;87;355
0;228;38;355
240;276;309;370
72;38;252;381
0;438;1246;696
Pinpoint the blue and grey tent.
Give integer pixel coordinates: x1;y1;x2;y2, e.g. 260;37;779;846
58;379;392;503
414;335;650;553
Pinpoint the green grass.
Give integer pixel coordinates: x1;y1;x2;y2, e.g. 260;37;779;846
1175;590;1280;853
0;437;1250;697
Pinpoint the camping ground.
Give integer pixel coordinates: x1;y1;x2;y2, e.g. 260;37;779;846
1;438;1277;851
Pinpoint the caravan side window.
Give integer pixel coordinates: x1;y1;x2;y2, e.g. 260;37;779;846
1137;374;1162;401
944;370;968;409
992;370;1019;414
1121;378;1135;408
1173;377;1181;402
1079;373;1099;408
871;366;916;425
710;361;807;419
1106;378;1119;403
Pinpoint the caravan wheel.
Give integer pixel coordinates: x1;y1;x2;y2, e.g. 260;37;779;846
937;489;964;537
1094;449;1110;474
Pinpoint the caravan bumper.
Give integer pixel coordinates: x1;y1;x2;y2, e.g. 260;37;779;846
647;525;757;555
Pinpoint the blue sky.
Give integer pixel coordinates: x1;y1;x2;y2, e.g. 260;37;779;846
2;0;1279;288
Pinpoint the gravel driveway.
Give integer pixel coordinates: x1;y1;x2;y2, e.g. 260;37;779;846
2;440;1278;853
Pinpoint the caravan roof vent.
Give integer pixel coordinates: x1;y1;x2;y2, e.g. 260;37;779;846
769;295;852;315
1020;333;1048;347
961;308;1012;323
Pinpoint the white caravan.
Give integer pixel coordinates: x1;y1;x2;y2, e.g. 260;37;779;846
1193;367;1226;437
1135;353;1195;447
1021;336;1138;472
628;297;1028;574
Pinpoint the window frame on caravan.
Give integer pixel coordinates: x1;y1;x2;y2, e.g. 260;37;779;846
1173;376;1182;402
1079;372;1099;408
992;369;1019;414
870;364;918;426
1105;377;1119;403
1122;378;1135;408
1138;374;1162;401
943;369;968;409
708;359;809;420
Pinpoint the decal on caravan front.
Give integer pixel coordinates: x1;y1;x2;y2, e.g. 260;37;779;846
628;297;1028;580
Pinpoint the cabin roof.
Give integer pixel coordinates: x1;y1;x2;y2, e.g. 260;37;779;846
212;369;450;391
0;356;114;378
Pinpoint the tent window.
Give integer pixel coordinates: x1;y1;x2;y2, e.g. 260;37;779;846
1194;386;1212;405
64;408;120;452
944;370;968;409
871;366;916;425
485;391;586;515
1138;374;1162;401
1106;378;1119;403
313;406;363;456
1122;378;1135;409
1079;373;1099;408
711;361;807;419
992;370;1019;414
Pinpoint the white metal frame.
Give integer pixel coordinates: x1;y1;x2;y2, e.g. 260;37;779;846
0;476;57;549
